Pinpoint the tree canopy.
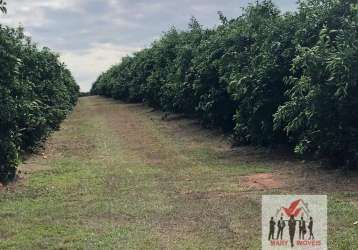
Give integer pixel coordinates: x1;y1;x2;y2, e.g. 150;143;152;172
0;25;79;182
91;0;358;169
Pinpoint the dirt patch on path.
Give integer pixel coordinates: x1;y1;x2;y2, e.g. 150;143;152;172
240;173;286;191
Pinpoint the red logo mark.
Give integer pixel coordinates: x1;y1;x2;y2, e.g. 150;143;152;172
282;199;302;217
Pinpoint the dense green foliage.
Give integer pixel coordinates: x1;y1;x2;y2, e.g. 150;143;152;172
0;25;79;182
92;0;358;168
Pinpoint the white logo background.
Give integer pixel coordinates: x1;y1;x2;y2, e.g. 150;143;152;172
262;195;327;250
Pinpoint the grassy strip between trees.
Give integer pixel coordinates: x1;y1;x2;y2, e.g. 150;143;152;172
0;25;79;183
91;0;358;169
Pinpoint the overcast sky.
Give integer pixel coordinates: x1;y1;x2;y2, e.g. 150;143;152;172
1;0;297;92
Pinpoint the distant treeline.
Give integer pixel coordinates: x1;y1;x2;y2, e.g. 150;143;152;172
91;0;358;169
0;25;79;182
79;92;92;97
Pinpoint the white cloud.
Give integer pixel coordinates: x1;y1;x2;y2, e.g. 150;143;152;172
35;0;81;10
1;6;47;27
1;0;85;32
60;43;140;92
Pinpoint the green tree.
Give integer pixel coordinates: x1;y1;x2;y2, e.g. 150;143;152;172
91;0;358;169
274;0;358;167
0;25;79;182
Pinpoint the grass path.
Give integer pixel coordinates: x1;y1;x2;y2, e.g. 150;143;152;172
0;96;357;249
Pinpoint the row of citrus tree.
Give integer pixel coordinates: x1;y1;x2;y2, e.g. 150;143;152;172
0;25;79;182
91;0;358;169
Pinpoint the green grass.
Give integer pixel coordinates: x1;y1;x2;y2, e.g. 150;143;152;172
0;97;357;249
328;194;358;250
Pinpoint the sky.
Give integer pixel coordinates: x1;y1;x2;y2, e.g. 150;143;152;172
1;0;297;92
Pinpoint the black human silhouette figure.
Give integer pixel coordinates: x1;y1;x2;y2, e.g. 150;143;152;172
308;217;314;240
276;217;285;240
288;215;296;247
299;216;307;240
268;217;276;240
